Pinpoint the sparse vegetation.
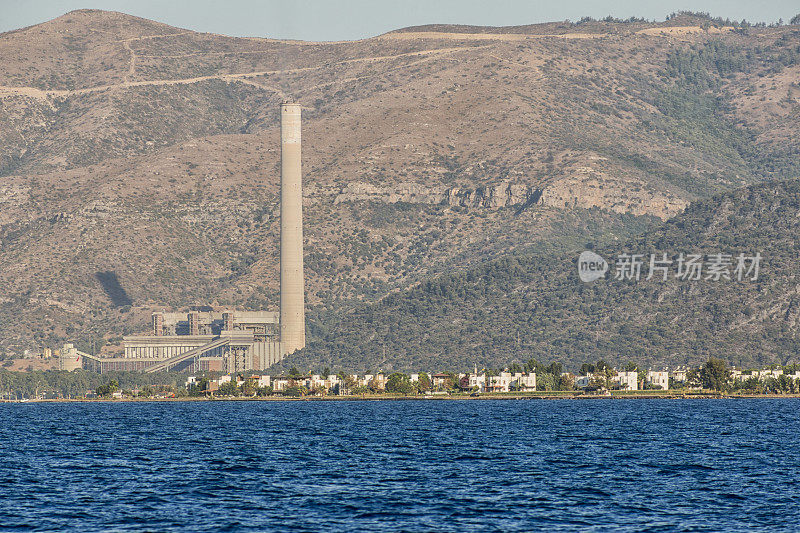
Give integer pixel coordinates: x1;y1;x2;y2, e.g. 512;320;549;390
280;179;800;372
1;11;800;365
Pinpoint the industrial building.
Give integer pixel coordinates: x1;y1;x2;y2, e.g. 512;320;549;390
80;103;306;373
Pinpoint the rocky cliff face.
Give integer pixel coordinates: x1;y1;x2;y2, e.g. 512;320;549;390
334;181;535;208
334;174;686;220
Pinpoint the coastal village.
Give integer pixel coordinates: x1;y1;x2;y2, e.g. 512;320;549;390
3;344;800;399
185;366;800;397
52;364;796;400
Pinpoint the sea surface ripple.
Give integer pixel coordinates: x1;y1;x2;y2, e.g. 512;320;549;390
0;399;798;532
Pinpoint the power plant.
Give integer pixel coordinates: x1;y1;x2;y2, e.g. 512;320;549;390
82;103;306;373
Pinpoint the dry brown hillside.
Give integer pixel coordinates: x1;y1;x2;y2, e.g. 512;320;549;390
0;10;798;355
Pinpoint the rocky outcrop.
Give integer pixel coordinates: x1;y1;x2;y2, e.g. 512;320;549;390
538;174;688;220
334;177;686;219
334;181;539;208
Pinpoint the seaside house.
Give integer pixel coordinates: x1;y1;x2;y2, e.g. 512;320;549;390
670;368;689;383
574;374;591;389
486;372;513;393
464;372;487;392
241;375;271;388
325;374;341;391
271;377;291;392
302;374;326;391
373;373;387;390
431;373;451;388
646;370;669;390
616;371;638;391
512;372;537;391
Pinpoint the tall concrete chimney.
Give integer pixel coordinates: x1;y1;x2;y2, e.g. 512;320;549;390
280;102;306;354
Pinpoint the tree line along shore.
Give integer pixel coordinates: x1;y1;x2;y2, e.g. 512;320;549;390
2;357;799;401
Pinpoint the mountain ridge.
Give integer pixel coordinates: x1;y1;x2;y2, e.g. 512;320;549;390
0;11;798;357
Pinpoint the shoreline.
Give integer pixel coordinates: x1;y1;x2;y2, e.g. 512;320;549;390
3;392;800;403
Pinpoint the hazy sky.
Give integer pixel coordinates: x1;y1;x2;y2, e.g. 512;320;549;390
1;0;798;41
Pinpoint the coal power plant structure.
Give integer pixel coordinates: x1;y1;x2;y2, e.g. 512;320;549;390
83;103;307;373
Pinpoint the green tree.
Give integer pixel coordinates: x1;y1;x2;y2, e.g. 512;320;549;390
241;380;256;396
339;373;357;395
698;357;731;391
351;385;370;395
385;373;414;394
219;380;239;396
524;358;541;373
416;372;431;392
96;379;119;397
790;14;800;25
283;385;307;397
737;375;761;392
557;373;575;391
777;374;790;393
600;363;617;389
537;372;557;391
440;372;459;391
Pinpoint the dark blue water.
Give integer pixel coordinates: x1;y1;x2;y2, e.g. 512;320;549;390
0;399;798;532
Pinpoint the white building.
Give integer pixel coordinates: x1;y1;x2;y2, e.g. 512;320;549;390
513;372;537;391
487;372;513;393
574;374;591;389
647;370;669;390
465;372;487;392
253;375;271;388
459;371;535;392
670;369;689;383
616;371;638;391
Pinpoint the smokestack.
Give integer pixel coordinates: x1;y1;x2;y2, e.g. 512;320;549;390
280;102;306;354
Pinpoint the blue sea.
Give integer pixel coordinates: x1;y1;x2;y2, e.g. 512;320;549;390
0;399;798;532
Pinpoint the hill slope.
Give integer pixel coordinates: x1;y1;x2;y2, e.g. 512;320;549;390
280;178;800;372
1;11;799;355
